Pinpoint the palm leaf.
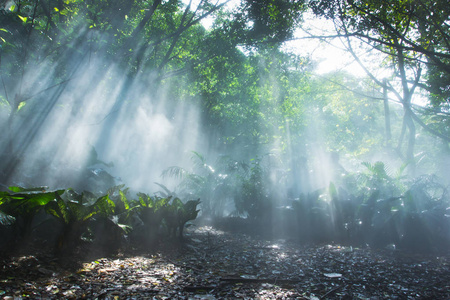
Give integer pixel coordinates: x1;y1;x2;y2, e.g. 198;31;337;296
191;151;206;167
161;166;188;180
154;182;175;198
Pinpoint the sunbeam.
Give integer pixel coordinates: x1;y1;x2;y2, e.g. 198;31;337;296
0;3;449;298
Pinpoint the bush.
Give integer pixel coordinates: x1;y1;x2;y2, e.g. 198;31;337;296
0;185;201;255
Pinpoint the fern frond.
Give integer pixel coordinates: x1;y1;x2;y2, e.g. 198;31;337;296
154;182;177;198
161;166;188;180
191;151;206;168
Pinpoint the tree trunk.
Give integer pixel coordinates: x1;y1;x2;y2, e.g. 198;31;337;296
383;79;392;147
404;107;416;175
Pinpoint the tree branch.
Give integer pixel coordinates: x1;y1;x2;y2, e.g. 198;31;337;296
409;106;450;143
346;1;450;74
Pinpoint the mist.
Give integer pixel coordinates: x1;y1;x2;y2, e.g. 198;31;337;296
0;35;205;194
1;0;449;257
1;2;449;299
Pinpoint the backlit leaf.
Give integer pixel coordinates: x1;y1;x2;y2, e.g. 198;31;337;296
17;15;27;23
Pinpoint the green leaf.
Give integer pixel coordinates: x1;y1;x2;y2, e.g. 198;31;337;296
28;192;58;206
17;15;27;23
119;190;129;210
8;186;26;193
9;186;50;193
138;193;150;207
171;197;184;209
156;196;170;210
93;194;115;216
0;191;56;218
16;101;26;111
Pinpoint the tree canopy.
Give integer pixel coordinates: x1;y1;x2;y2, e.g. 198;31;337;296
307;0;450;175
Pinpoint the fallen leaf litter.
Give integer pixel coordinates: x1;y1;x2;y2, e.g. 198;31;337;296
1;226;449;299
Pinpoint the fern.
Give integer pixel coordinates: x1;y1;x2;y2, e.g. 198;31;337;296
161;166;187;180
190;151;207;170
154;182;177;198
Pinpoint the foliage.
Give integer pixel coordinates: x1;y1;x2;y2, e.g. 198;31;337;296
0;186;64;242
291;188;334;242
117;192;201;243
309;0;450;161
336;161;409;247
307;73;385;156
286;162;450;252
132;192;170;242
215;159;450;252
349;172;450;252
165;198;201;238
44;189;116;251
0;0;449;255
357;161;408;196
235;156;272;220
162;151;248;217
309;0;450;81
195;47;313;155
240;0;306;45
398;175;450;251
0;184;202;254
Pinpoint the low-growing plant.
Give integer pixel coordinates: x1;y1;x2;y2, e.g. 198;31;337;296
292;187;334;242
162;151;247;217
0;183;203;255
129;193;171;244
320;163;450;251
235;157;272;220
44;189;116;253
0;187;64;245
131;193;201;243
165;198;201;239
83;185;133;252
395;175;450;252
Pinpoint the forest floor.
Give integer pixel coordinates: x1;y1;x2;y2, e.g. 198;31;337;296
1;226;449;299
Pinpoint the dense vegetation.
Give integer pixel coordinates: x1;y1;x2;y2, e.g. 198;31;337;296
0;184;200;255
0;0;449;254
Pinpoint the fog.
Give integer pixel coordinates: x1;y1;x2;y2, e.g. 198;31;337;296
1;1;449;255
2;40;343;197
0;37;204;194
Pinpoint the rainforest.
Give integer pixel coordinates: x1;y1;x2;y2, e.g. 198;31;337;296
0;0;449;299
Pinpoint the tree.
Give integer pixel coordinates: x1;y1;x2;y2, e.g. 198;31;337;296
309;0;450;174
0;0;225;184
241;0;306;45
0;0;312;187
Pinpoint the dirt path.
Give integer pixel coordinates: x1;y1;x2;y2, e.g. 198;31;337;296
1;226;449;299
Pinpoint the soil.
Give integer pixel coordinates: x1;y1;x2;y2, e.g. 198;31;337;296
1;226;449;299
